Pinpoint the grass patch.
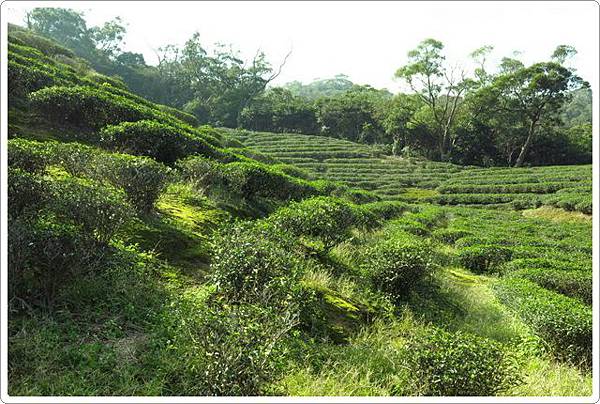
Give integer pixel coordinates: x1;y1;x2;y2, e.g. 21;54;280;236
523;206;591;223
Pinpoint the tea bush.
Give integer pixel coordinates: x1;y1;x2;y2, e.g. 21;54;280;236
432;228;473;244
458;245;513;274
8;168;51;217
157;104;199;126
8;59;56;98
49;177;132;243
501;258;590;273
9;29;75;58
8;138;50;173
99;120;218;165
268;197;358;250
493;278;592;367
158;300;296;396
409;328;520;396
511;268;592;305
362;238;436;299
13;139;170;214
100;154;171;213
210;222;301;306
219;162;316;201
30;86;151;129
8;215;99;306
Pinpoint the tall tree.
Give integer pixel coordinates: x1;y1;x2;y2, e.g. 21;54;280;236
480;61;586;167
395;39;472;160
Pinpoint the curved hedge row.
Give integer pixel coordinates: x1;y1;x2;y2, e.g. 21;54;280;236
545;193;592;215
493;278;592;368
362;237;436;299
458;245;513;274
267;197;359;250
409;328;520;396
99;120;219;165
8;139;171;213
510;268;591;305
178;156;318;202
30;85;155;130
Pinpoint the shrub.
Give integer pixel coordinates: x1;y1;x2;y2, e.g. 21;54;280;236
8;215;99;306
501;257;590;273
210;222;301;306
8;168;51;218
30;86;150;129
100;154;171;213
432;228;473;244
99;120;218;165
335;188;381;204
8;138;50;173
458;245;513;273
9;30;74;58
363;238;437;299
271;164;313;180
268;197;358;250
11;140;170;214
409;328;521;396
359;201;410;223
49;177;132;243
493;278;592;367
8;59;56;98
159;300;296;396
220;162;316;201
511;268;592;305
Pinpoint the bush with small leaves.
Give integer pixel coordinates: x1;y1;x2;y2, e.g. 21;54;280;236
361;201;411;221
157;104;199;126
335;188;380;204
510;267;591;305
8;58;56;98
100;154;171;213
362;238;437;299
501;257;590;273
8;168;51;218
9;30;75;58
210;222;302;306
48;177;132;243
99;120;219;165
219;161;317;201
271;164;314;180
409;328;521;396
159;300;296;396
493;278;592;368
458;245;513;273
8;215;100;306
30;86;151;129
432;228;473;244
8;138;51;173
268;197;358;251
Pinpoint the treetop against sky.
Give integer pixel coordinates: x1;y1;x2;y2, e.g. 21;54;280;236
4;0;599;92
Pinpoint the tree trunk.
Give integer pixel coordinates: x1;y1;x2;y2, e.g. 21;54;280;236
514;119;538;167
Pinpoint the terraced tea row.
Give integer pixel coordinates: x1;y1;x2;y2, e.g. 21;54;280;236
231;130;592;213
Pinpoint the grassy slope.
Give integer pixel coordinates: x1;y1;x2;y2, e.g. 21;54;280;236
8;28;592;397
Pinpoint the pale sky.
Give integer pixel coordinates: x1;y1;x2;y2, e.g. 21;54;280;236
4;1;599;92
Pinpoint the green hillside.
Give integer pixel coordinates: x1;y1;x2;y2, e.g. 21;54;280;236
231;130;592;212
7;25;593;398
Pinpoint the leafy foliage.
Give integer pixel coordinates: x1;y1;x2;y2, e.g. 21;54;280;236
494;278;592;368
458;245;513;274
100;120;218;165
409;328;521;395
362;237;437;299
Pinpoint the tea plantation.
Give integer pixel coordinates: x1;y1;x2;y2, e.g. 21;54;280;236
7;25;594;397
